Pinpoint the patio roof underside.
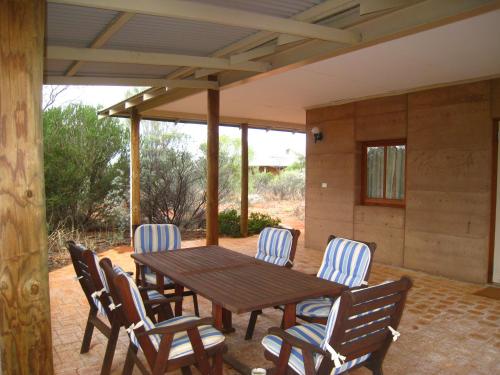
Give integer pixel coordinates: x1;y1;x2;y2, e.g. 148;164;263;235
45;1;500;132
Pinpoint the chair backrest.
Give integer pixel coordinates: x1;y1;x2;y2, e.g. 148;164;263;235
66;241;106;314
256;227;300;267
100;258;133;326
134;224;181;254
318;277;412;374
112;271;163;369
317;236;375;287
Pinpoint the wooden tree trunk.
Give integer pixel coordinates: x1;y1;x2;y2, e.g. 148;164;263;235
206;77;219;245
240;124;249;237
0;0;54;373
130;110;141;243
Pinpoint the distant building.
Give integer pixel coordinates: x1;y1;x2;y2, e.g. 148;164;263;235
250;154;297;175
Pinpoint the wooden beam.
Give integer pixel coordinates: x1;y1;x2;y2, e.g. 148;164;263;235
140;109;306;132
230;45;276;65
45;75;219;89
240;124;249;237
195;69;222;79
65;12;135;76
277;34;307;46
130;110;141;243
47;46;270;72
0;0;54;373
360;0;415;15
206;76;219;246
49;0;361;44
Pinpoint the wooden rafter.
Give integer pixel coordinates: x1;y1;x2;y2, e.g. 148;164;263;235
45;76;219;89
48;0;361;44
65;12;135;76
47;46;270;72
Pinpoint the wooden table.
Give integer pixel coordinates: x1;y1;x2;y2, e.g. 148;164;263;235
132;245;343;373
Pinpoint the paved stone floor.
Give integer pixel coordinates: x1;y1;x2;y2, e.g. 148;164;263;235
50;235;500;374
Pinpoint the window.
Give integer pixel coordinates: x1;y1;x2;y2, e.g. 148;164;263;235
361;140;406;206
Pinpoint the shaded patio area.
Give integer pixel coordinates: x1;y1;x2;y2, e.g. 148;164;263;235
50;235;500;375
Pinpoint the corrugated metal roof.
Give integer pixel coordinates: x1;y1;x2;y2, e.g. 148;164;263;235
47;3;118;48
104;15;257;55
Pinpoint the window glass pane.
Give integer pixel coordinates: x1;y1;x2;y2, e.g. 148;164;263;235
386;145;405;200
367;146;384;199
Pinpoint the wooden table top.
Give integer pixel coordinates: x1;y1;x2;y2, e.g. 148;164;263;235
132;245;343;314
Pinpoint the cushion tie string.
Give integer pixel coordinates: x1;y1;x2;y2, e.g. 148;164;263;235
361;280;369;286
388;326;400;342
73;276;83;281
91;288;106;298
109;303;121;311
126;320;145;335
324;342;346;368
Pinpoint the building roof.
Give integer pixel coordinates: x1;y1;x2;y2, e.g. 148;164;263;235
45;1;500;132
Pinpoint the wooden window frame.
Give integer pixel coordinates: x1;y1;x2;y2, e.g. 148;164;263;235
361;139;406;208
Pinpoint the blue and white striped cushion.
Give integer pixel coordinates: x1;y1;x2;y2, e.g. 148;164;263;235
144;272;173;286
261;322;370;375
296;297;333;318
317;238;371;288
256;227;293;266
134;224;181;254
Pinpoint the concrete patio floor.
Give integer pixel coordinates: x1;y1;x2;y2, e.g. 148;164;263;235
50;235;500;374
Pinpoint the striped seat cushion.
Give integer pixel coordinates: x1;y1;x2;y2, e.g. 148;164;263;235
296;297;334;318
123;273;224;358
317;238;371;288
256;227;293;266
262;323;370;375
144;272;173;286
134;224;181;254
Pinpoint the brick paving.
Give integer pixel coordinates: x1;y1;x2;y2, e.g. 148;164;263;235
50;235;500;374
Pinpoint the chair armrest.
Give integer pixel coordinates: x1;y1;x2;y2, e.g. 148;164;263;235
143;295;183;306
137;317;214;336
267;327;327;356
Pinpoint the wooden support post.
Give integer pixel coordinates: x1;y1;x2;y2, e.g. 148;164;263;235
206;77;219;245
240;124;249;237
0;1;54;373
130;110;141;244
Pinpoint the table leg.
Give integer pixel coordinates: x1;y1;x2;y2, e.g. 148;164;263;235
155;273;164;293
211;302;235;334
175;284;184;316
283;303;296;329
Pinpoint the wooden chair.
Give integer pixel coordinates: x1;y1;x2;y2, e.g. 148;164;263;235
262;276;413;375
134;224;199;316
67;241;176;375
293;235;376;325
245;227;301;340
111;268;227;375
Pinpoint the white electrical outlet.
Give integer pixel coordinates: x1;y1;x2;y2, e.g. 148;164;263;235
321;182;327;188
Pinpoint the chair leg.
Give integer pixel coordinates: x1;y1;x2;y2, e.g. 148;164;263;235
181;367;192;375
80;309;97;353
192;293;200;317
245;310;262;340
100;321;120;375
213;351;223;375
122;343;137;375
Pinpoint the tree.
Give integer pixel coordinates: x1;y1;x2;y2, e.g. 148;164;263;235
43;104;129;231
140;123;206;227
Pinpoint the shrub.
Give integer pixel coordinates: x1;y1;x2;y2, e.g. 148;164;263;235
248;212;281;235
218;209;281;237
251;169;305;200
218;209;241;237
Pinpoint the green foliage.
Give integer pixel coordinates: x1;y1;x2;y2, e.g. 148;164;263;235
251;169;305;200
218;209;281;237
248;212;281;235
43;104;129;231
218;209;241;237
140;123;205;227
